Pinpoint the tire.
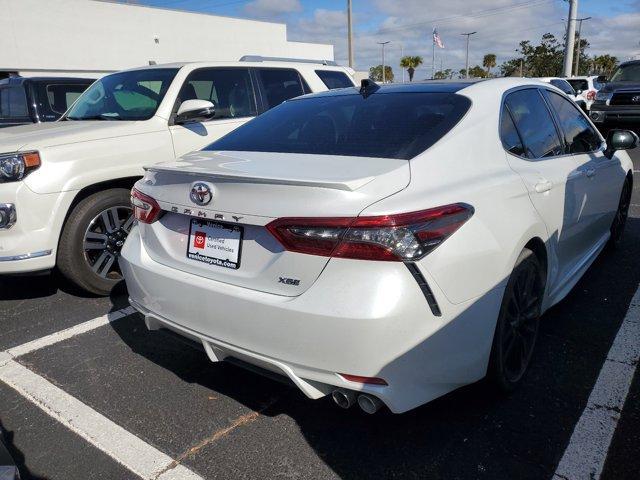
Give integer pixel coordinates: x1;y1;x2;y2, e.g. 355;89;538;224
608;176;632;250
57;188;134;296
488;248;545;393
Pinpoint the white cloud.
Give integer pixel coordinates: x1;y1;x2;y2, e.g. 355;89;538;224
288;0;639;79
244;0;302;18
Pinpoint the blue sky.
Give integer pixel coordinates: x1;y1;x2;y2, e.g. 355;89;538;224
126;0;640;78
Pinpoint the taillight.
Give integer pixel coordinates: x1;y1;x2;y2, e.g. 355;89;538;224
586;90;596;101
131;187;162;224
267;203;473;261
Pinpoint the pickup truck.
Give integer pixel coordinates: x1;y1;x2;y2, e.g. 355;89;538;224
0;59;355;294
0;76;94;128
589;60;640;128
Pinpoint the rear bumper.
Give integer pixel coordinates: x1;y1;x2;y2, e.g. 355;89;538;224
121;226;504;413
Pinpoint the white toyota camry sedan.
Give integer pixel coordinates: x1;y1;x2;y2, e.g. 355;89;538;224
120;78;636;414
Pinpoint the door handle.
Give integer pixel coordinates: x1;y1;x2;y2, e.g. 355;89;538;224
534;179;553;193
586;168;596;178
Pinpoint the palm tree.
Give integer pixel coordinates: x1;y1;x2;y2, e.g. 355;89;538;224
400;55;424;82
483;53;497;76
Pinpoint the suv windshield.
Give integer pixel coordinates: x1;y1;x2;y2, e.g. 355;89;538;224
65;68;178;121
205;92;471;160
609;63;640;82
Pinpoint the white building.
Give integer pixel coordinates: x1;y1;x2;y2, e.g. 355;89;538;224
0;0;334;78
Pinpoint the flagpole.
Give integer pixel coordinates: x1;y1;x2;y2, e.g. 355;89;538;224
432;28;435;79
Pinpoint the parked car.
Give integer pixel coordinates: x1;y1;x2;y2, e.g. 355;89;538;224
0;76;93;128
0;59;355;294
120;78;636;414
537;77;587;111
589;60;640;128
566;75;605;111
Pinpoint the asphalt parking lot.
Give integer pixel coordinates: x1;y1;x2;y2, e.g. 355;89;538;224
1;149;640;480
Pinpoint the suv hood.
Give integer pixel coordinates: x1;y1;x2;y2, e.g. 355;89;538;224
0;119;162;152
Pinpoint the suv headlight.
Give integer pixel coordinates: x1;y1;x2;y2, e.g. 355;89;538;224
0;151;41;182
595;91;613;103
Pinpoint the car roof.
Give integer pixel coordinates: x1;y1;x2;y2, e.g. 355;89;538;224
287;77;552;100
620;59;640;67
116;61;351;74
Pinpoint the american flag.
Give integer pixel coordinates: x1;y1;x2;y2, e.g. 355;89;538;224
433;27;444;49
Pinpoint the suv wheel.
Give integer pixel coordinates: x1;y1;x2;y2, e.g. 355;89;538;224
57;189;134;295
608;176;632;249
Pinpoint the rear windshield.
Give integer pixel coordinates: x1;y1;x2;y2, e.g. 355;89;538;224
566;79;588;92
205;92;471;160
315;70;355;89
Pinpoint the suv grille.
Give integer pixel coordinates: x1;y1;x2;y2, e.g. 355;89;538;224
610;91;640;106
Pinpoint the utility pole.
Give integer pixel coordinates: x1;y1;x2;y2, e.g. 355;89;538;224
573;16;591;76
461;32;476;79
562;0;578;77
378;41;390;83
400;44;405;83
347;0;354;68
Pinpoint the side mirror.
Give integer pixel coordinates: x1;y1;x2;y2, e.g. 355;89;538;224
596;75;608;84
604;129;639;159
175;99;215;124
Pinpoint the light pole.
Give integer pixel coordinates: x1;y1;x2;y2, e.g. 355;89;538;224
460;32;476;79
400;43;405;83
515;48;524;77
347;0;354;68
378;41;390;83
562;0;578;77
573;16;591;76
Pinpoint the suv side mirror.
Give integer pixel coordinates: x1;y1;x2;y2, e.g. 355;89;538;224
175;99;215;124
604;129;639;159
596;75;608;84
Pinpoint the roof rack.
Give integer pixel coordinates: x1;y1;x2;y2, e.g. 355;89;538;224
239;55;338;66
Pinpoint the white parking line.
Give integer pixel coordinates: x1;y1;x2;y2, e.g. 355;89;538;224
0;307;204;480
0;360;202;480
552;285;640;480
1;306;135;361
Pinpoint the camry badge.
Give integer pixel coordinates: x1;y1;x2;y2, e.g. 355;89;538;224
190;182;212;206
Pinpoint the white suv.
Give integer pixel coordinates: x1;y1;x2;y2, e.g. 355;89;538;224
0;59;355;294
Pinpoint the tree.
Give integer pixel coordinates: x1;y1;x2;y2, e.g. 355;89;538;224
458;69;467;79
468;65;488;78
433;69;453;80
593;54;619;77
483;53;497;76
369;64;394;83
399;55;424;81
497;33;563;78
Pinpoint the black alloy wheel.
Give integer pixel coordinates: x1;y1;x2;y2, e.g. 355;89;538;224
489;248;545;391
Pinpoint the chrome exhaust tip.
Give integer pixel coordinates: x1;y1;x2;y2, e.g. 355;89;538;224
331;389;357;409
357;394;383;414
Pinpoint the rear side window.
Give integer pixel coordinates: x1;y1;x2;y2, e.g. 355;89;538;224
256;68;308;108
176;68;257;120
0;87;29;119
32;83;90;120
315;70;355;90
543;90;601;154
206;92;471;160
504;89;563;159
500;107;525;157
550;79;575;96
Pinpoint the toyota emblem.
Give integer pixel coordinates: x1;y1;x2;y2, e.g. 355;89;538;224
633;95;640;103
190;182;212;206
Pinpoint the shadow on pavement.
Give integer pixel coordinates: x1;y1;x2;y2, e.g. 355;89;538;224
108;216;640;479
